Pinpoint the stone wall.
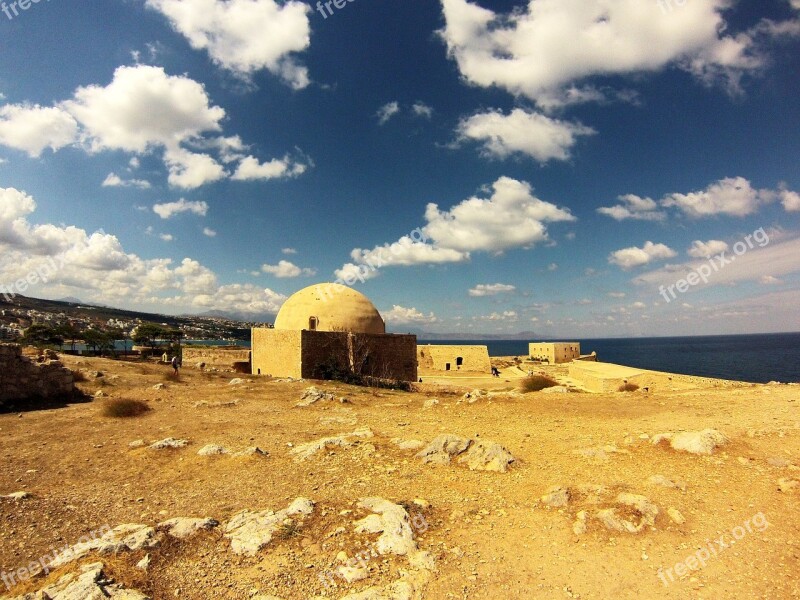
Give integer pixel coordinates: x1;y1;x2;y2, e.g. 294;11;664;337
252;329;303;378
417;345;491;373
0;343;75;405
529;342;581;364
182;346;251;369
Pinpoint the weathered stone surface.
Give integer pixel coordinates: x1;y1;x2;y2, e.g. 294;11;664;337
224;498;314;556
667;507;686;524
296;386;336;407
158;517;219;539
228;378;245;385
8;562;149;600
290;428;374;461
2;491;32;501
149;438;189;450
778;478;799;493
49;524;159;568
391;438;425;451
458;440;516;473
540;486;570;508
651;429;728;455
233;446;268;457
354;497;418;556
595;493;658;534
459;389;486;404
339;569;431;600
415;435;472;465
197;444;229;456
0;343;75;405
648;474;687;491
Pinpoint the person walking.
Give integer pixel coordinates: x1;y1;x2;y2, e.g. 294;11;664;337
171;355;179;376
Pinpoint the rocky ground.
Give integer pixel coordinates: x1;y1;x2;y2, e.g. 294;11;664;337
0;355;798;599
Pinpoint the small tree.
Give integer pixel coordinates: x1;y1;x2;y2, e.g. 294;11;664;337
22;324;63;348
132;323;169;355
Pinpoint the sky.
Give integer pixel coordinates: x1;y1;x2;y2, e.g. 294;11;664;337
0;0;799;338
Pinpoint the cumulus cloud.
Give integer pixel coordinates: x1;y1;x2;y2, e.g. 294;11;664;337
780;187;800;211
457;108;594;163
0;186;286;314
261;260;316;278
660;176;771;217
468;283;516;297
383;305;438;325
597;194;666;221
376;101;400;125
153;198;209;219
102;172;151;189
412;102;434;118
145;0;312;88
687;239;729;258
0;65;310;190
232;154;308;181
608;241;677;269
335;176;574;280
439;0;769;106
202;227;217;237
475;311;518;322
0;104;78;157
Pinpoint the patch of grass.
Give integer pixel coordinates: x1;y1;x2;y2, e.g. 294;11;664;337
520;375;559;393
618;383;640;392
101;398;151;418
163;370;181;383
71;369;88;383
275;520;301;540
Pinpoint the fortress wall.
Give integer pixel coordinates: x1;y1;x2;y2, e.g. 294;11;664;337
300;331;350;380
417;345;491;373
0;343;74;405
358;333;417;382
182;347;251;369
251;329;303;378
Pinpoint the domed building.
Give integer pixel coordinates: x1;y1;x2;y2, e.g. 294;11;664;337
251;283;417;381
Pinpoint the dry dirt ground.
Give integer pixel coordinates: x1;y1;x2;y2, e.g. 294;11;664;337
1;354;799;599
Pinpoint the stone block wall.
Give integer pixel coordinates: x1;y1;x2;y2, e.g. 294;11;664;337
0;343;75;405
182;346;251;369
417;345;491;373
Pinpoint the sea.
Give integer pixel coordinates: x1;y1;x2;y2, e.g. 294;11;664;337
180;332;800;384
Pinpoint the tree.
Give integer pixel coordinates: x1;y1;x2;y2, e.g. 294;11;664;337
55;323;80;352
132;323;169;354
83;329;113;356
22;324;63;348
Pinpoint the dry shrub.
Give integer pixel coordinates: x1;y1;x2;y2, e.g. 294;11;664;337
618;383;640;392
521;375;559;393
71;369;88;382
101;398;151;418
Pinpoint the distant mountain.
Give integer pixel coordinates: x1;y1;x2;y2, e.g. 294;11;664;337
195;309;277;323
57;296;84;304
388;330;540;340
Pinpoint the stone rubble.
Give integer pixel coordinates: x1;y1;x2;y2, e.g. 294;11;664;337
290;427;374;461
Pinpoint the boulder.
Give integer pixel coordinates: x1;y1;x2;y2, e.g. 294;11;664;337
224;498;314;556
651;429;728;455
158;517;219;539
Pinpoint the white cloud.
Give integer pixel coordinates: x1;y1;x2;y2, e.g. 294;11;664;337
687;239;729;258
203;227;217;237
457;108;595;163
153;198;209;219
424;176;575;253
609;241;677;269
232;154;308;181
597;194;666;221
145;0;312;88
159;233;174;242
439;0;767;106
102;172;151;189
660;176;769;217
780;188;800;211
412;102;433;119
384;305;438;325
631;301;647;309
164;147;226;189
475;311;518;321
468;283;516;297
282;247;297;255
608;292;626;299
376;101;400;125
0;104;78;157
261;260;316;278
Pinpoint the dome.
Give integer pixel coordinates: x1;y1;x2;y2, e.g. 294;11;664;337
274;284;386;334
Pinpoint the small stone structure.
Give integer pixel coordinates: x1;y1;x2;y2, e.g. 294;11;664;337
182;346;251;370
0;343;75;405
417;345;491;372
252;284;417;382
529;342;581;364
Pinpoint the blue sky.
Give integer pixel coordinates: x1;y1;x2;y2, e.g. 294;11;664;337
1;0;799;337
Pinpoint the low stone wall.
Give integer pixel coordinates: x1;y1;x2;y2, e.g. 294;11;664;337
0;343;75;405
182;346;251;369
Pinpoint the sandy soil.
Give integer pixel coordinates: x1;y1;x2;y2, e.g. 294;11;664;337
1;354;798;599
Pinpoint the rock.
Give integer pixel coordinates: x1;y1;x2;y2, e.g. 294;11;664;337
136;554;151;571
197;444;229;456
296;386;336;407
415;434;472;465
391;438;425;451
767;457;791;467
540;486;570;508
651;429;728;455
224;498;314;556
149;438;189;450
128;439;146;449
460;389;487;404
337;564;369;583
354;497;418;556
152;383;166;390
49;524;159;568
228;378;245;385
339;569;431;600
3;491;32;501
596;493;659;534
778;478;798;493
9;562;150;600
572;510;588;535
290;427;374;461
458;440;516;473
94;390;107;398
423;398;439;408
233;446;269;457
158;517;219;539
648;474;687;491
667;507;686;524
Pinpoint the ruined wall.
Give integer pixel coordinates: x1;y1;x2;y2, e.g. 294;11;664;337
182;346;251;369
300;331;350;380
357;333;417;382
251;329;302;378
529;342;581;364
417;345;491;373
0;343;74;404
